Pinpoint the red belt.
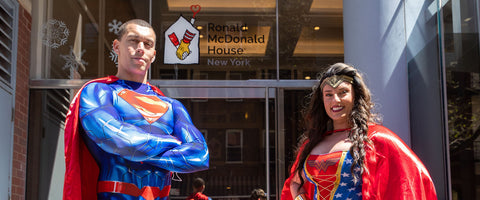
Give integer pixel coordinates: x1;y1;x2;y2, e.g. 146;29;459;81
97;181;170;200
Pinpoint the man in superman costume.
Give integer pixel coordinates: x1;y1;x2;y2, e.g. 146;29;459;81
63;19;209;200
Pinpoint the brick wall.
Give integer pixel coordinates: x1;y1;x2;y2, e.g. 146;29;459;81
12;4;31;200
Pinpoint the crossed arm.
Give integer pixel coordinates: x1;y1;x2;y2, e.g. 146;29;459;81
79;83;209;172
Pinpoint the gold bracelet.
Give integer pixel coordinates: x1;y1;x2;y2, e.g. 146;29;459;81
294;193;308;200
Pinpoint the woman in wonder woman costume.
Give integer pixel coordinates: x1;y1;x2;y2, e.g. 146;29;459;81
281;63;437;200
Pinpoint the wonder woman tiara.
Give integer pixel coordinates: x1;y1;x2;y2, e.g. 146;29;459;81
320;75;354;90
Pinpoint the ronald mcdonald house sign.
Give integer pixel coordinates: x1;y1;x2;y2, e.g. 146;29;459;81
206;23;265;56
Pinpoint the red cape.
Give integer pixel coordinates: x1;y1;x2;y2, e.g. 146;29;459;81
280;124;437;200
63;76;164;200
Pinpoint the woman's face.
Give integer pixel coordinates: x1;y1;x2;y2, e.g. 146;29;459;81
322;81;355;129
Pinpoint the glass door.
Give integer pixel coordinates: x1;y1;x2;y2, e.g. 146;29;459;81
442;0;480;199
160;86;277;200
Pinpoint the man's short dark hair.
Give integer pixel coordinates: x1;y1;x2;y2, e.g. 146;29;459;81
193;177;205;189
116;19;155;41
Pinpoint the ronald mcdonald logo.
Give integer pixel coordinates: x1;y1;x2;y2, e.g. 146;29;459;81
164;5;201;64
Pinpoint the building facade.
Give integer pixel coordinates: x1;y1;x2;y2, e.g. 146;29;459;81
1;0;479;199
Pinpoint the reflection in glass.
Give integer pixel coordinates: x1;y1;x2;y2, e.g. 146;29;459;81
226;129;243;163
279;0;344;80
170;99;275;199
26;89;72;199
38;0;344;80
443;0;480;199
38;0;151;79
152;0;276;80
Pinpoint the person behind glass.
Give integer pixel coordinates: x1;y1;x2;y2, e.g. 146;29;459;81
250;188;267;200
63;19;209;200
280;63;437;200
186;177;211;200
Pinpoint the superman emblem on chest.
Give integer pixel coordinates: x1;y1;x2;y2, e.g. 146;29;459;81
118;89;169;124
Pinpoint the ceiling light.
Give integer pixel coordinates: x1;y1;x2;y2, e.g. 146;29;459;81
314;26;320;31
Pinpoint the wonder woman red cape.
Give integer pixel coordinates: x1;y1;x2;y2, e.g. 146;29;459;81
63;76;164;200
280;124;437;200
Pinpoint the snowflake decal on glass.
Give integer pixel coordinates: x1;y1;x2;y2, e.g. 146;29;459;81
61;46;88;78
109;43;118;66
108;19;123;35
41;19;69;49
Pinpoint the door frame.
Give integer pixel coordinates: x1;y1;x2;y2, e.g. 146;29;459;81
148;80;316;199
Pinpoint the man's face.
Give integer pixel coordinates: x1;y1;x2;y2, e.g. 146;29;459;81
113;23;156;78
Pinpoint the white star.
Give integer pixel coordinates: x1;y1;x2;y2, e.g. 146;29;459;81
357;192;362;196
348;187;355;192
345;158;352;164
346;198;352;200
340;182;347;186
341;172;350;177
354;167;361;172
334;193;343;198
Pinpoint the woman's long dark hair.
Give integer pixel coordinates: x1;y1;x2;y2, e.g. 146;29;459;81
293;63;378;190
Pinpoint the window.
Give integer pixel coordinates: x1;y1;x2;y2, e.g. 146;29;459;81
443;0;480;199
226;129;243;163
0;0;17;89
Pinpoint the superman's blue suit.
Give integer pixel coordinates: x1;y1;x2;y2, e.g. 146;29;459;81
64;76;209;200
